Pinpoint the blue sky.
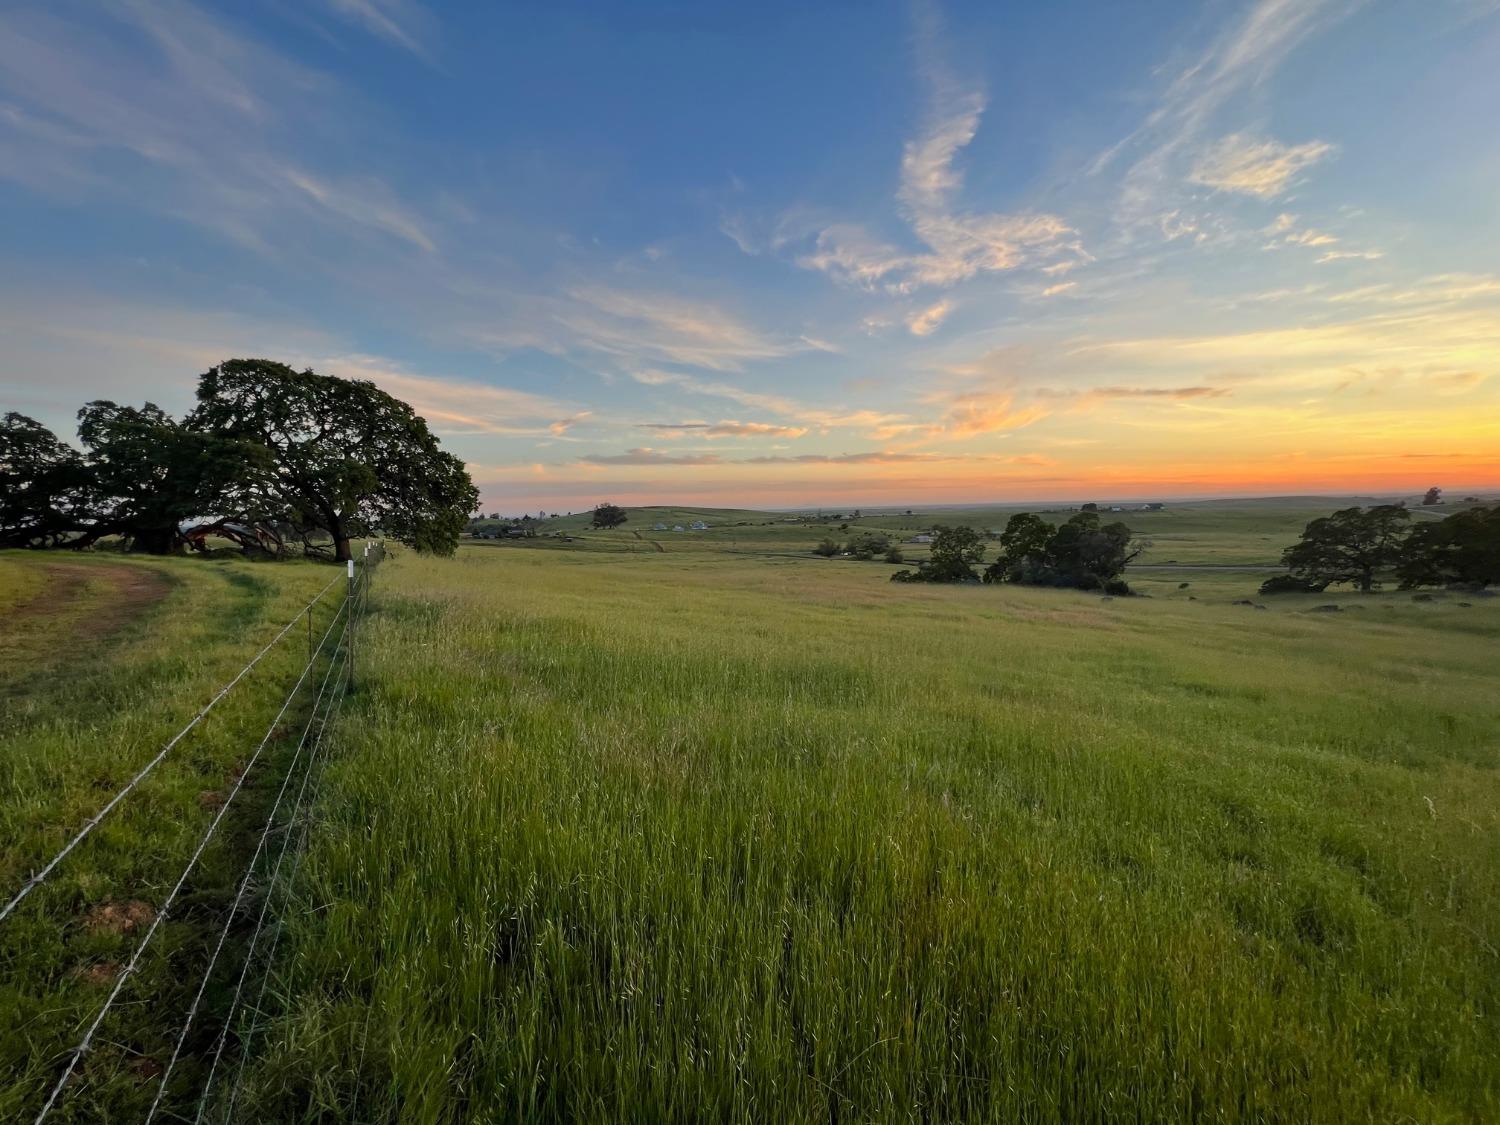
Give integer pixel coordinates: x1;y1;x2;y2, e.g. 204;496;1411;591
2;0;1498;511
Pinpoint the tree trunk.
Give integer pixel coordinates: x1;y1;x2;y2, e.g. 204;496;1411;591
335;535;353;562
130;526;180;555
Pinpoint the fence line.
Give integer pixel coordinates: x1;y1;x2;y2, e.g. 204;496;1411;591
32;574;363;1124
0;573;344;927
143;612;354;1124
202;641;355;1124
210;551;380;1121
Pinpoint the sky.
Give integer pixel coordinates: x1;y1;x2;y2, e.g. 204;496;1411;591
1;0;1498;513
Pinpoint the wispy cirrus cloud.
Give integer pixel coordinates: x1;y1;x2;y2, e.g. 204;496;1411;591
317;354;587;436
573;448;1058;468
1188;134;1334;198
628;368;910;436
1326;273;1500;306
1099;0;1353;230
580;448;723;466
0;0;437;257
742;450;1055;466
1261;212;1338;249
639;421;810;439
1067;304;1500;391
562;287;812;372
906;298;953;336
934;393;1052;438
778;3;1077;293
1037;385;1231;403
1316;248;1384;264
0;287;592;443
325;0;434;60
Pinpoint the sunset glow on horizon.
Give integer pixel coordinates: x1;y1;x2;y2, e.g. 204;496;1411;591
2;0;1497;511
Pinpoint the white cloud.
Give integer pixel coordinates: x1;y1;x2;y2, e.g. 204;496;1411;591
325;0;434;60
281;167;437;252
1326;274;1500;305
1316;248;1384;263
1261;212;1338;249
1100;0;1355;228
789;6;1075;292
317;354;584;436
627;369;909;435
561;287;805;372
0;1;437;258
1188;133;1334;198
639;420;811;439
580;448;723;466
907;298;953;336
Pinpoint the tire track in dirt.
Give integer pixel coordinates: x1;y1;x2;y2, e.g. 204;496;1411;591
1;561;174;702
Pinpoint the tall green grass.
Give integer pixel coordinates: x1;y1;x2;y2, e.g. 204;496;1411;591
0;551;345;1120
236;548;1499;1122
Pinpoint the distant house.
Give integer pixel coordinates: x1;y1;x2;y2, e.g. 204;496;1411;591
673;525;685;532
689;520;708;530
1141;502;1165;511
908;534;934;544
504;526;530;538
653;522;667;531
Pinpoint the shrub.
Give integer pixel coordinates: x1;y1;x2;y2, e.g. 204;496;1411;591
1259;574;1328;595
812;538;840;558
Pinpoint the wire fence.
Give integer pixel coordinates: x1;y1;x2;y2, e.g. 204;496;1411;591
4;542;385;1123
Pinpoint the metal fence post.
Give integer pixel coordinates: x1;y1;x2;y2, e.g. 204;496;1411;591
346;557;356;690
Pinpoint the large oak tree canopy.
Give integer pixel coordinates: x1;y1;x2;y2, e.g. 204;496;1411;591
0;411;91;548
77;400;266;554
190;359;478;560
3;363;477;557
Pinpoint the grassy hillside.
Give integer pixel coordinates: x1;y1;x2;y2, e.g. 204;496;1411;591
469;496;1480;566
229;546;1499;1122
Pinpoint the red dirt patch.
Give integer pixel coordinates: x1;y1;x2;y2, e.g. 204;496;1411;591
8;560;171;635
75;960;122;985
197;789;226;811
85;899;156;936
1;561;173;696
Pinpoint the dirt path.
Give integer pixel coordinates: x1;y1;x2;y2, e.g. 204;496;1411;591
1;560;173;686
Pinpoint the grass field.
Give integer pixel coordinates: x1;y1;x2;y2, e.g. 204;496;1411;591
3;501;1498;1122
0;550;348;1120
229;538;1499;1122
474;495;1482;567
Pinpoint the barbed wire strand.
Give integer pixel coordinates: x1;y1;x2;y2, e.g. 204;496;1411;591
204;652;354;1125
197;565;369;1123
0;574;344;927
143;610;353;1124
31;593;354;1124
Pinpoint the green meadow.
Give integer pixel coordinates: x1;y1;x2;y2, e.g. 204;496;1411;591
2;502;1498;1122
0;552;342;1120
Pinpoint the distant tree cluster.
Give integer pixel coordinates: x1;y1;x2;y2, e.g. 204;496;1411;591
590;503;628;529
1;359;478;560
890;525;987;583
888;513;1143;593
811;531;903;562
1262;504;1499;594
983;512;1143;592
